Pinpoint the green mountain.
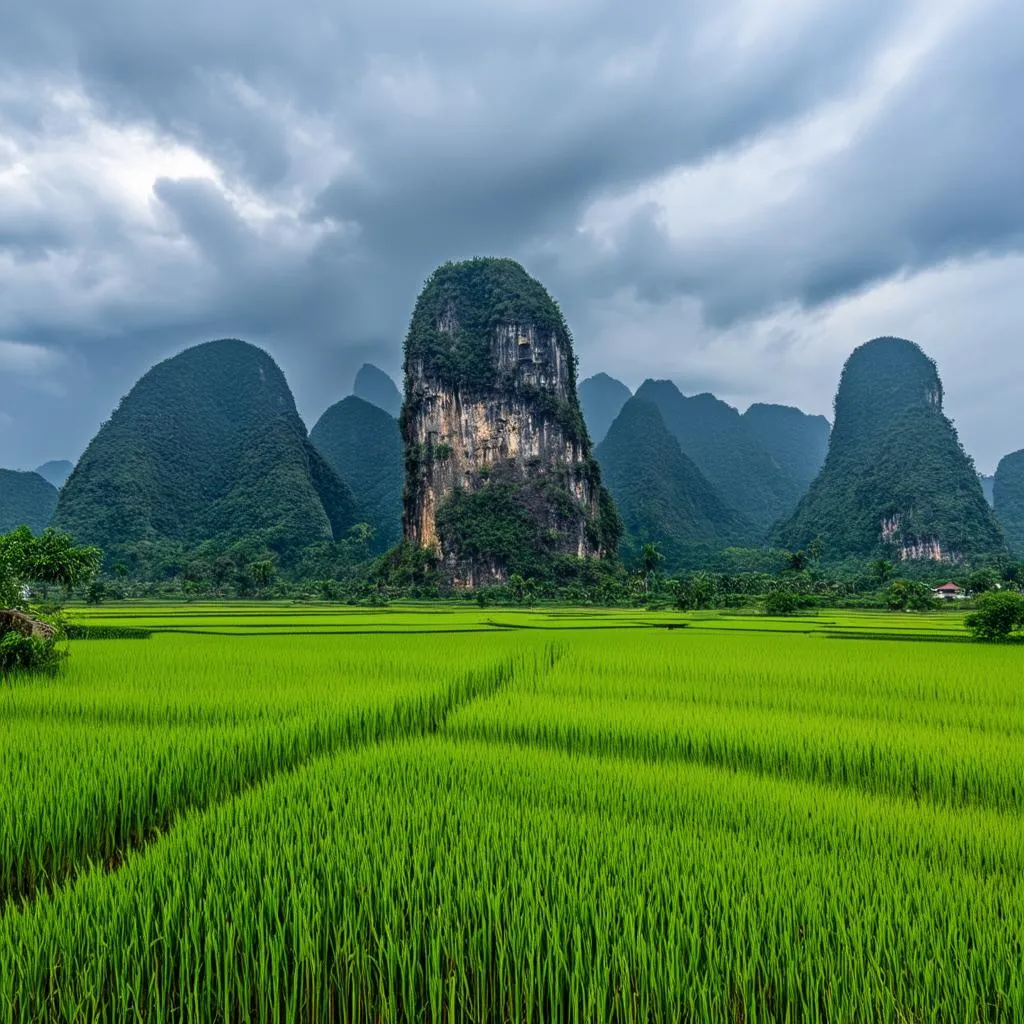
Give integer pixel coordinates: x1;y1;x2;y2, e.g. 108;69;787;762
55;339;359;565
403;257;619;584
777;337;1004;562
0;470;58;534
993;451;1024;556
633;380;801;528
35;460;74;489
596;398;754;570
741;403;830;490
579;373;632;444
310;396;404;552
354;363;402;417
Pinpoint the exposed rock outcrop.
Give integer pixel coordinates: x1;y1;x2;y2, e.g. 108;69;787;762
0;610;56;641
777;337;1004;562
402;258;620;585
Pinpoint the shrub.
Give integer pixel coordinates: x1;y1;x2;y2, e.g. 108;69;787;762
965;591;1024;642
0;630;64;676
763;590;800;616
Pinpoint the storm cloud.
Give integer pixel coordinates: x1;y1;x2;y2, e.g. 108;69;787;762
1;0;1022;471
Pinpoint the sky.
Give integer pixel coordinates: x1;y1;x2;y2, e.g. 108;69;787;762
1;0;1022;474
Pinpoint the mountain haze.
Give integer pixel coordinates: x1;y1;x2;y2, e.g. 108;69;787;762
354;363;402;417
55;339;359;565
310;396;404;551
579;373;632;444
35;460;74;489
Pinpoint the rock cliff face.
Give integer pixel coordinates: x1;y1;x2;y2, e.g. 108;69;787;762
777;337;1004;563
402;258;619;584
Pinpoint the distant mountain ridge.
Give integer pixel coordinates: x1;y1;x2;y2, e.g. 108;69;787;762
633;380;803;528
0;470;58;534
778;337;1003;562
35;460;74;489
596;398;754;570
310;396;404;552
579;373;632;444
741;403;830;490
55;339;360;566
353;363;402;417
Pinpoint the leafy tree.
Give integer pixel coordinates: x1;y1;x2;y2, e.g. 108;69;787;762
248;559;276;596
967;568;1001;594
763;590;800;615
0;527;101;674
0;527;101;607
965;591;1024;641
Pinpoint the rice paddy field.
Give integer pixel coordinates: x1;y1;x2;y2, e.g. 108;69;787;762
1;603;1022;1022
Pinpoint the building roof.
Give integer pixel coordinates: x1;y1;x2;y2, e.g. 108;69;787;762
934;582;963;592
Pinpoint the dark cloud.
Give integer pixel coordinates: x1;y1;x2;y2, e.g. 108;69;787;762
0;0;1022;471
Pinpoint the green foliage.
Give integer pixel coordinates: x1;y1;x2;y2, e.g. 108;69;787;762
885;580;936;612
0;526;101;607
54;339;359;571
404;257;576;397
597;398;754;571
0;631;64;675
965;590;1024;641
779;338;1004;561
762;589;800;615
0;471;58;535
994;449;1024;556
310;396;404;552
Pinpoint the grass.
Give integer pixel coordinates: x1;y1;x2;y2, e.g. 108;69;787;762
1;604;1021;1021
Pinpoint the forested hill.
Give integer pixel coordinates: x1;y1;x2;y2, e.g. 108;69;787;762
310;396;404;552
741;403;830;490
579;373;632;444
0;470;58;534
596;398;755;570
994;450;1024;556
777;337;1004;562
54;339;360;567
633;380;802;528
353;364;402;417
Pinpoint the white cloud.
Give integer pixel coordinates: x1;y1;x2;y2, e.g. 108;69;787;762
0;339;63;374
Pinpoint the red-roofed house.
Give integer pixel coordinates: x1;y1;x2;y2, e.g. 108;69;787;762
932;581;965;600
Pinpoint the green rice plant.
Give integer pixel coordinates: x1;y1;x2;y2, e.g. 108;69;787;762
1;739;1020;1022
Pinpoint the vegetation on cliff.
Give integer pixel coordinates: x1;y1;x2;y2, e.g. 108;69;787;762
633;381;803;528
0;471;58;534
994;450;1024;556
310;396;404;552
55;339;360;571
596;398;754;571
404;258;579;403
777;338;1004;561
